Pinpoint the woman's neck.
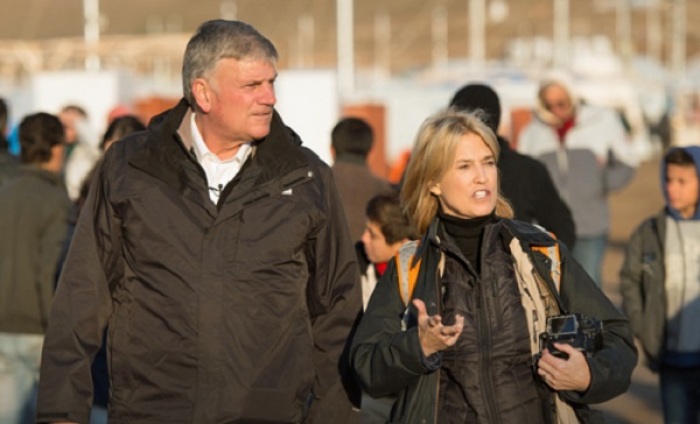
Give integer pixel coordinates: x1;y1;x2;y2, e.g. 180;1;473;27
438;209;496;271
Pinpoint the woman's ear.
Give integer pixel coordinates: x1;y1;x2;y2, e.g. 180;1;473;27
429;183;441;196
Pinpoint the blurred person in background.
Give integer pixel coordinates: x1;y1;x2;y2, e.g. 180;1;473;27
332;117;396;242
0;97;19;184
518;73;637;287
0;112;70;424
59;104;101;201
58;105;88;157
37;19;360;424
356;193;418;422
620;146;700;424
358;194;419;310
449;83;576;249
351;109;636;423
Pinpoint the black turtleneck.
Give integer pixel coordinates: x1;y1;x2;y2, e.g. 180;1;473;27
438;209;496;273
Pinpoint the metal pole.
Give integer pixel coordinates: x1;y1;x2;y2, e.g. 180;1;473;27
469;0;485;75
83;0;100;71
616;0;632;65
296;14;315;68
220;0;237;20
553;0;569;69
432;5;448;70
671;0;686;78
374;10;391;79
337;0;354;99
646;0;661;61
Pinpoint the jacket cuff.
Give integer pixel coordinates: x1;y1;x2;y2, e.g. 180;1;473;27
404;327;442;373
420;351;442;371
36;409;89;424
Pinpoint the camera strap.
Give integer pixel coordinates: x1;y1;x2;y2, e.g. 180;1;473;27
511;239;580;424
530;243;568;315
396;240;422;307
395;240;446;332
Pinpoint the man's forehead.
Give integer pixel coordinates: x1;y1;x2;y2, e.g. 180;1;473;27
215;57;276;77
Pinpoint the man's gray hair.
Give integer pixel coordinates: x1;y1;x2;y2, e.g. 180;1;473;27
182;20;278;108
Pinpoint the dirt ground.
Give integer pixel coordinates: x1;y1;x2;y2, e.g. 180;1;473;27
595;154;664;424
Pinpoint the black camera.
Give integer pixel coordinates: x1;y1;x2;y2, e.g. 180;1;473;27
535;313;603;361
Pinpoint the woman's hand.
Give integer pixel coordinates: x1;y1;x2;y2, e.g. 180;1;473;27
413;298;464;357
537;342;592;392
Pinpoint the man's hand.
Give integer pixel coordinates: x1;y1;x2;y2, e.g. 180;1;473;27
537;342;592;392
413;298;464;357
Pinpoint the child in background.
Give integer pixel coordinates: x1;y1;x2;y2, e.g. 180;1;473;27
355;194;417;423
357;194;418;310
620;146;700;424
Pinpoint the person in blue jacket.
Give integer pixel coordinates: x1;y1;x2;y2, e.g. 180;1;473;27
620;146;700;424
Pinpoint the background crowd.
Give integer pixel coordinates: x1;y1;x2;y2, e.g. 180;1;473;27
0;18;697;424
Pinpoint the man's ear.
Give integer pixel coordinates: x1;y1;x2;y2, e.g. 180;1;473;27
429;182;441;196
192;78;212;113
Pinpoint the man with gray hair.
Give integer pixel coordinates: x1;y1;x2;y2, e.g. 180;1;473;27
37;20;361;423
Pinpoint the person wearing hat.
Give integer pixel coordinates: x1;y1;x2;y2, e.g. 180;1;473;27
518;74;637;287
449;83;576;249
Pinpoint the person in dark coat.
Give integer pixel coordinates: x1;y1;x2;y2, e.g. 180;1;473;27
351;109;636;423
449;83;576;249
0;112;70;424
332;117;396;242
36;20;361;424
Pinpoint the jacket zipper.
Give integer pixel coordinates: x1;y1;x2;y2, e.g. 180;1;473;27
241;168;313;207
439;236;501;422
477;275;501;423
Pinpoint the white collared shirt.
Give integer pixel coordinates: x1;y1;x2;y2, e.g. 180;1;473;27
190;113;252;204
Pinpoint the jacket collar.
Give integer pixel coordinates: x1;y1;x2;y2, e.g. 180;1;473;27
503;220;558;247
128;98;309;199
418;216;558;260
20;164;64;186
334;153;367;166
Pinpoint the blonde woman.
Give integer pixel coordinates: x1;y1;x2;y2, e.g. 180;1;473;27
351;109;636;423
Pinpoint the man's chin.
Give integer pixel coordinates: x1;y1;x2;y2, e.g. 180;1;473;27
251;128;272;140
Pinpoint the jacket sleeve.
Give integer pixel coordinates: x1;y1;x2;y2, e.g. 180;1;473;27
530;160;577;249
618;221;649;337
37;194;71;330
515;123;538;156
603;111;637;191
305;164;363;423
351;262;435;398
604;150;636;193
36;158;122;424
555;243;638;405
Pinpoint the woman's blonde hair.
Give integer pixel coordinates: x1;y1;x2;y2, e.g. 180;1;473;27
401;108;514;234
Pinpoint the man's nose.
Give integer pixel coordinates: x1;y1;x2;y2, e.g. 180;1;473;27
260;83;276;106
